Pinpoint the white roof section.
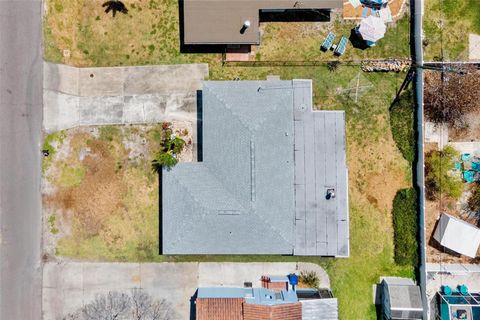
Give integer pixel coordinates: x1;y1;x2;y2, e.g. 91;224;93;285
433;213;480;258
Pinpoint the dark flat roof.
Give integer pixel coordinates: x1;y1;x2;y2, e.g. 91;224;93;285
183;0;343;44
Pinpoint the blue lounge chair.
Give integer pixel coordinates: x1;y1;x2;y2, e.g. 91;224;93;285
334;36;348;56
472;162;480;171
461;153;471;161
362;7;369;18
321;32;335;51
464;170;475;183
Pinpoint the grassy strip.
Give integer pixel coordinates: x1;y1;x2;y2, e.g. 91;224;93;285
390;88;415;163
424;0;480;61
392;188;418;266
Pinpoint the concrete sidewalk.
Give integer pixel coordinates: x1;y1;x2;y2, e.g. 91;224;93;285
43;262;329;320
43;63;208;132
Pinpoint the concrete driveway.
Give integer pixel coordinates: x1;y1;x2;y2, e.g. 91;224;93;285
43;63;208;132
43;262;329;320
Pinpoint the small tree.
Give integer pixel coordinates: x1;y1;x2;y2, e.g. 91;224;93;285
64;289;175;320
152;123;186;172
425;145;463;200
424;67;480;128
82;292;131;320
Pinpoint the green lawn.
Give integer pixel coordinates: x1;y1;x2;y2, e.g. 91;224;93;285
424;0;480;61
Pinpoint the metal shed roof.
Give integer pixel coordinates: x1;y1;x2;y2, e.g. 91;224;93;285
182;0;342;44
162;79;349;256
433;213;480;258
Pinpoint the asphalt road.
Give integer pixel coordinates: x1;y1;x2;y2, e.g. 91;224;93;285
0;0;43;319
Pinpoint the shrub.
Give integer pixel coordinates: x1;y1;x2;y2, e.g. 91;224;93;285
392;188;418;266
299;270;320;288
468;184;480;221
425;146;463;200
151;123;186;171
390;89;415;162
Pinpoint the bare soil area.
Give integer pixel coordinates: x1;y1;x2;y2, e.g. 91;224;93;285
42;122;192;261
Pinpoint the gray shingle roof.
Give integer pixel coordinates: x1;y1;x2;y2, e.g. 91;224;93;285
162;80;349;256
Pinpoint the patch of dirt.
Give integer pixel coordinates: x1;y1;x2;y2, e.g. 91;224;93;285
425;198;480;263
448;109;480;142
42;122;192;259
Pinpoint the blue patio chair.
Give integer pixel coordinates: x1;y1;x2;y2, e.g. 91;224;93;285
334;36;348;56
454;162;462;171
362;7;369;18
461;153;471;161
464;170;475;183
321;32;335;51
472;162;480;171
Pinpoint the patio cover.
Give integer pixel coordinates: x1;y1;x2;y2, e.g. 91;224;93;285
433;213;480;258
358;15;386;42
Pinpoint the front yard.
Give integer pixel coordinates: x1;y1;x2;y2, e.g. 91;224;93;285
42;123;193;261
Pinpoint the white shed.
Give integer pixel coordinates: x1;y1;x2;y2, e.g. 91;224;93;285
433;213;480;258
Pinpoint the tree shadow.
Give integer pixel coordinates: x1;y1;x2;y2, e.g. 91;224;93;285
102;1;128;17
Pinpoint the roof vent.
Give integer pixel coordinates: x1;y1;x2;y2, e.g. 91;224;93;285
326;188;336;200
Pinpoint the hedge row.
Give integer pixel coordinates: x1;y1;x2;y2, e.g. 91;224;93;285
392;188;419;266
390;89;415;163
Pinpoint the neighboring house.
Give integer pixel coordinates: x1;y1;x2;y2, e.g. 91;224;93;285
195;280;338;320
182;0;342;45
162;79;349;257
433;213;480;258
437;287;480;320
379;277;424;320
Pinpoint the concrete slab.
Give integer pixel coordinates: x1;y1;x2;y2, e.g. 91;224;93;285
43;62;79;95
79;67;124;97
43;63;208;132
42;261;330;320
469;33;480;61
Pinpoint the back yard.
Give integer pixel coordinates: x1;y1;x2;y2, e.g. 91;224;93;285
43;0;417;319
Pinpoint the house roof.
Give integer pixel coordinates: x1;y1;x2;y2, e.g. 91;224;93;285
197;287;298;305
162;80;349;256
381;277;423;319
292;82;349;257
182;0;342;44
433;213;480;258
300;298;338;320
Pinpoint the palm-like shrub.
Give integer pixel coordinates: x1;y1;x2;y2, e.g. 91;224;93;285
151;123;186;172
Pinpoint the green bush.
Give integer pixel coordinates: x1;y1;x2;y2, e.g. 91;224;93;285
390;89;415;163
299;270;320;288
151;123;186;171
468;184;480;219
392;188;418;266
425;146;463;200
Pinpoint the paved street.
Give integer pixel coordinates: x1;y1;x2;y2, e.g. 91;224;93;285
0;0;43;319
43;262;330;320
